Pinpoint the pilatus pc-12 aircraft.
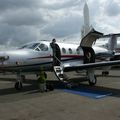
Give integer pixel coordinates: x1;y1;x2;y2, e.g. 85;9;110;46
0;3;120;90
0;29;120;90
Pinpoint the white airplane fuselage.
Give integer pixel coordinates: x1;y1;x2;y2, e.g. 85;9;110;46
0;40;112;73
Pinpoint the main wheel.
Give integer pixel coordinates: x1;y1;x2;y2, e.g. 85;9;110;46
14;81;23;90
88;75;97;86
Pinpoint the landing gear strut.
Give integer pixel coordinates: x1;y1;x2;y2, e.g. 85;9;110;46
87;69;97;86
88;75;97;86
14;81;23;90
14;73;23;90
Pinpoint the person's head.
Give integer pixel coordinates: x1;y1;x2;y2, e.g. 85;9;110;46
52;38;56;43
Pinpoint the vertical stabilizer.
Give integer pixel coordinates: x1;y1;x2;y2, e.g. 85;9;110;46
81;2;91;38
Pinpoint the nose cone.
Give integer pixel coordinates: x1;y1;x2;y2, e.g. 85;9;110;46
0;49;31;61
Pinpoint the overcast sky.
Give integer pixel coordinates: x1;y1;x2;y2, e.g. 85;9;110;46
0;0;120;48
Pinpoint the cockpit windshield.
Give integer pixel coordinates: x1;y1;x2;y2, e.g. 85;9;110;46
38;44;48;51
18;42;49;51
19;43;40;49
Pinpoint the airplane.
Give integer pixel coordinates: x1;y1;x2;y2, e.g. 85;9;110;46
0;28;120;90
0;3;120;90
95;33;120;60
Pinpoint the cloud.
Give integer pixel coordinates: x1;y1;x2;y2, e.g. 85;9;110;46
42;13;82;38
0;0;41;11
0;9;46;26
104;0;120;16
0;0;120;48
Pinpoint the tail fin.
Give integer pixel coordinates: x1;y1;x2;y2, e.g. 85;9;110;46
81;2;92;39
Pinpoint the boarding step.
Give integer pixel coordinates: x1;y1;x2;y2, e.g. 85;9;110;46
53;66;67;81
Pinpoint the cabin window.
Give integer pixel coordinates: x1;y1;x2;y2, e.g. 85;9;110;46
39;44;48;51
76;46;81;54
62;48;66;54
68;48;72;54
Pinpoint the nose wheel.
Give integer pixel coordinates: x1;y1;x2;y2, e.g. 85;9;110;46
14;81;23;90
15;73;24;90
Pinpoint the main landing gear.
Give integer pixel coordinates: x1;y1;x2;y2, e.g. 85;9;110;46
15;81;23;90
14;73;24;90
87;70;97;86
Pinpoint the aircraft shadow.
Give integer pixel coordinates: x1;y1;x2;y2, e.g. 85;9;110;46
47;80;120;98
74;73;120;78
0;84;38;96
41;78;120;98
0;77;119;100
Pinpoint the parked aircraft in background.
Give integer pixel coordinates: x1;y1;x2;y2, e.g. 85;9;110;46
95;33;120;60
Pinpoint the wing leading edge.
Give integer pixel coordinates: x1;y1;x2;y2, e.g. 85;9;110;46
64;60;120;72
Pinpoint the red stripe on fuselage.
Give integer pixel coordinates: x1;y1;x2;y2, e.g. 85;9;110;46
28;55;83;60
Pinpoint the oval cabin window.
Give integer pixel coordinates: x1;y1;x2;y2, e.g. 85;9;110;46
68;48;72;54
62;48;66;54
76;47;81;54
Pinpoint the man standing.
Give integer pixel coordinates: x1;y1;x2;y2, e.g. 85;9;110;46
38;69;47;92
50;38;61;66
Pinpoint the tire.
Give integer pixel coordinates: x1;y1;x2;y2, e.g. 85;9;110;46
14;81;23;90
88;75;97;86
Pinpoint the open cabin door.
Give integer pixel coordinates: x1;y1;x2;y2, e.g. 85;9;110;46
80;29;103;63
50;42;66;81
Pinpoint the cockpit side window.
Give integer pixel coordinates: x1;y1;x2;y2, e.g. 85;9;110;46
38;44;48;51
28;43;39;49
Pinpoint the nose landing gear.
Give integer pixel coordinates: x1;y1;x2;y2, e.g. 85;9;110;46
15;81;23;90
14;73;24;90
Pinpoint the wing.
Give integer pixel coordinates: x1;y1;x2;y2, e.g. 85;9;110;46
64;60;120;72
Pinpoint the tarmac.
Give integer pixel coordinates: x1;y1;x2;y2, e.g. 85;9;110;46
0;70;120;120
